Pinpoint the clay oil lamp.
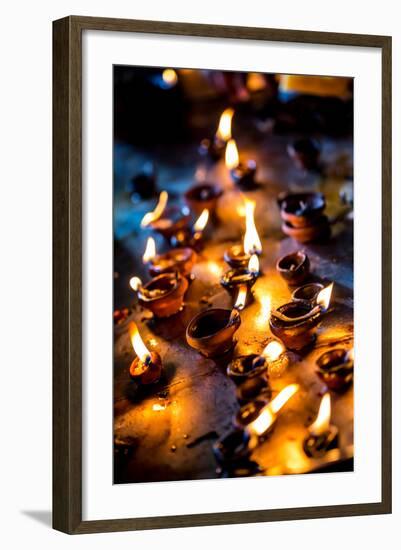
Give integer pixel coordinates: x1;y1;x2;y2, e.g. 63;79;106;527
236;375;271;405
129;272;188;318
224;198;262;269
186;307;241;358
227;347;268;384
287;137;321;172
269;283;334;351
291;282;324;305
128;321;162;384
276;250;310;286
303;393;339;458
236;384;299;446
142;236;197;279
184;182;223;217
199;107;234;161
171;208;210;251
316;348;354;392
225;139;257;190
221;254;259;309
278;192;330;243
250;340;289;378
141;191;190;242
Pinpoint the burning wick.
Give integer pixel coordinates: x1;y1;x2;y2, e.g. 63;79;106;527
225;139;240;171
140;191;168;228
128;322;162;384
223;254;259;312
303;393;339;458
142;237;156;264
225;139;257;189
247;383;299;438
216;108;234;142
251;340;288;377
233;285;248;311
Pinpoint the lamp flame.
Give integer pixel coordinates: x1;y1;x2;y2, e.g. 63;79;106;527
129;276;142;292
225;139;239;170
129;322;150;363
194;208;209;232
247;383;299;436
309;393;331;436
243;199;262;255
248;253;259;274
162;68;178;87
216;108;234;141
142;237;156;263
140;191;168;228
317;282;334;311
262;340;285;362
234;284;248;311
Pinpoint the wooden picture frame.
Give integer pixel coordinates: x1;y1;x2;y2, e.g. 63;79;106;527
53;15;392;534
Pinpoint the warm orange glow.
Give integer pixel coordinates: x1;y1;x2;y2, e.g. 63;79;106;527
129;322;150;362
140;191;168;228
309;393;331;436
243;199;262;255
317;282;334;311
152;403;167;411
246;72;266;92
255;292;271;329
162;68;178;86
216;108;234;141
142;237;156;263
225;139;239;170
129;276;142;292
207;260;222;277
234;285;248;311
247;384;299;436
248;253;259;274
194;208;209;232
262;340;285;362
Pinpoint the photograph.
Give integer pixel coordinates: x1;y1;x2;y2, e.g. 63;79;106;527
112;66;354;484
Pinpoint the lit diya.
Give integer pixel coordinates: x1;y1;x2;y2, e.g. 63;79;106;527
170;208;210;250
142;236;196;279
199;107;234;160
186;307;241;358
141;191;190;242
221;254;259;309
184;182;223;216
130;272;188;318
303;393;339;458
128;321;162;384
316;348;354;392
291;282;324;305
269;283;334;351
225;138;257;189
224;198;262;269
276;250;310;286
250;340;289;378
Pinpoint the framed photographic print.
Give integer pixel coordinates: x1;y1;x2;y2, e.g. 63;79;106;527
53;16;392;534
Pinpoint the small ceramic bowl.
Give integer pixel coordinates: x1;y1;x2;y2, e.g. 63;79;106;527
276;251;310;285
148;248;197;278
149;206;190;240
129;351;162;385
278;192;326;228
186;308;241;358
138;273;188;318
281;216;330;243
224;244;251;269
269;300;321;351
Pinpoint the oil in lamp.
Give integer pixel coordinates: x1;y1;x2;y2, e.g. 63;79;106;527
141;191;190;242
184;182;223;217
142;236;197;279
316;347;354;392
186;307;241;358
251;340;289;378
130;272;189;318
221;254;259;308
291;282;324;305
128;321;162;384
224;199;262;269
171;208;210;250
269;283;334;351
225;139;257;189
199;107;234;160
276;250;310;286
303;393;339;458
